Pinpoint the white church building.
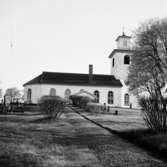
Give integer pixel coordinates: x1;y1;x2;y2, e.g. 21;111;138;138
23;33;139;108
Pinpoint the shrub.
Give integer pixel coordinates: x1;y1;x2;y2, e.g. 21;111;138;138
70;95;93;109
86;103;102;113
139;97;167;133
39;96;66;119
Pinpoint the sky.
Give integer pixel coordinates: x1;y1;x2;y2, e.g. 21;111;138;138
0;0;167;92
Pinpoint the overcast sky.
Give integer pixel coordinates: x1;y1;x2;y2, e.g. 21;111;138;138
0;0;167;91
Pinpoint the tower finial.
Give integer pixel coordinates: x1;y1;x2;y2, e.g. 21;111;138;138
122;26;125;36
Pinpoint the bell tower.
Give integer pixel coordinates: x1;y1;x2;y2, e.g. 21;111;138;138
116;32;131;50
108;33;139;108
109;32;133;81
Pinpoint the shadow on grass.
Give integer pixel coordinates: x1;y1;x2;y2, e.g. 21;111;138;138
0;152;43;167
0;117;30;123
116;129;167;161
0;116;42;123
31;116;50;123
31;116;61;123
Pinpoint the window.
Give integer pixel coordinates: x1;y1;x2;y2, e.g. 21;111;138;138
108;91;114;104
112;58;115;67
124;93;130;106
94;90;100;103
124;55;130;64
65;89;71;99
27;88;32;103
50;88;56;96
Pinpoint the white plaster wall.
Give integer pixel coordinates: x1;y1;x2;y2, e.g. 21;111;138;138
117;38;131;49
120;81;140;109
130;94;140;109
110;51;140;108
24;85;42;103
24;84;122;106
110;52;131;81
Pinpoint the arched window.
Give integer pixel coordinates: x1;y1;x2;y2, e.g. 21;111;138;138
27;88;32;103
108;91;114;104
50;88;56;96
124;55;130;64
94;90;100;103
112;58;115;67
124;93;130;106
65;89;71;99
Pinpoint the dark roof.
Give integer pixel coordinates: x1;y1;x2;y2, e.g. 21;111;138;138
23;72;122;87
115;33;131;41
108;49;134;58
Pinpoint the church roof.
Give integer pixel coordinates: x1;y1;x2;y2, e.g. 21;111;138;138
108;49;134;58
115;33;131;41
23;72;122;87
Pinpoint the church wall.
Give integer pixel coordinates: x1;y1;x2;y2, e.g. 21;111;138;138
121;82;140;109
117;38;131;49
24;84;122;107
130;94;140;109
41;84;122;106
110;50;140;108
24;84;42;103
110;52;130;81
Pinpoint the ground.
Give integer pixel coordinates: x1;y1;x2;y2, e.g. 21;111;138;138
76;107;146;131
0;107;166;167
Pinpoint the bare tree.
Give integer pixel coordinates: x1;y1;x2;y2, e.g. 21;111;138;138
128;18;167;132
5;87;21;103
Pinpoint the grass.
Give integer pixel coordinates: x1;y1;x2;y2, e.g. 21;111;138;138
78;107;146;131
0;112;100;167
0;107;166;167
73;106;167;162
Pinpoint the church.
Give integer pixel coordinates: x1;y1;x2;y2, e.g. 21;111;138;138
23;33;139;108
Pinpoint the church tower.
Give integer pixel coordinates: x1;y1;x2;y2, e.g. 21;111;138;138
109;33;139;108
109;32;133;81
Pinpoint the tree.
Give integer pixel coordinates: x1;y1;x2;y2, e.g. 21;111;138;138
127;18;167;132
5;87;21;103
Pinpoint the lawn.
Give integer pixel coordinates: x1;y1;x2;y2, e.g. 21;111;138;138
79;107;146;131
0;111;101;167
73;106;167;162
0;107;166;167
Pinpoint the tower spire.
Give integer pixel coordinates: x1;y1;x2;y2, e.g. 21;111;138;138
122;26;125;36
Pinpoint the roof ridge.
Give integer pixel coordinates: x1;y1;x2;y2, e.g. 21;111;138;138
42;71;113;76
23;72;122;87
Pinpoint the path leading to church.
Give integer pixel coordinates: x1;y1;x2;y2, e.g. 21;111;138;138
0;107;166;167
60;106;166;167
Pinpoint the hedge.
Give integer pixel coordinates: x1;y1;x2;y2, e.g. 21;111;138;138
39;96;66;119
70;95;93;109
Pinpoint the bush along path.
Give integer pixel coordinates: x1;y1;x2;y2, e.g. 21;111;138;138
68;105;167;166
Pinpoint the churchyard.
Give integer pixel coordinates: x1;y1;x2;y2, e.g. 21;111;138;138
76;107;146;131
0;105;166;167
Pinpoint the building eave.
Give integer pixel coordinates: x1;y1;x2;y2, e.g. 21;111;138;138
24;82;122;87
108;49;134;58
